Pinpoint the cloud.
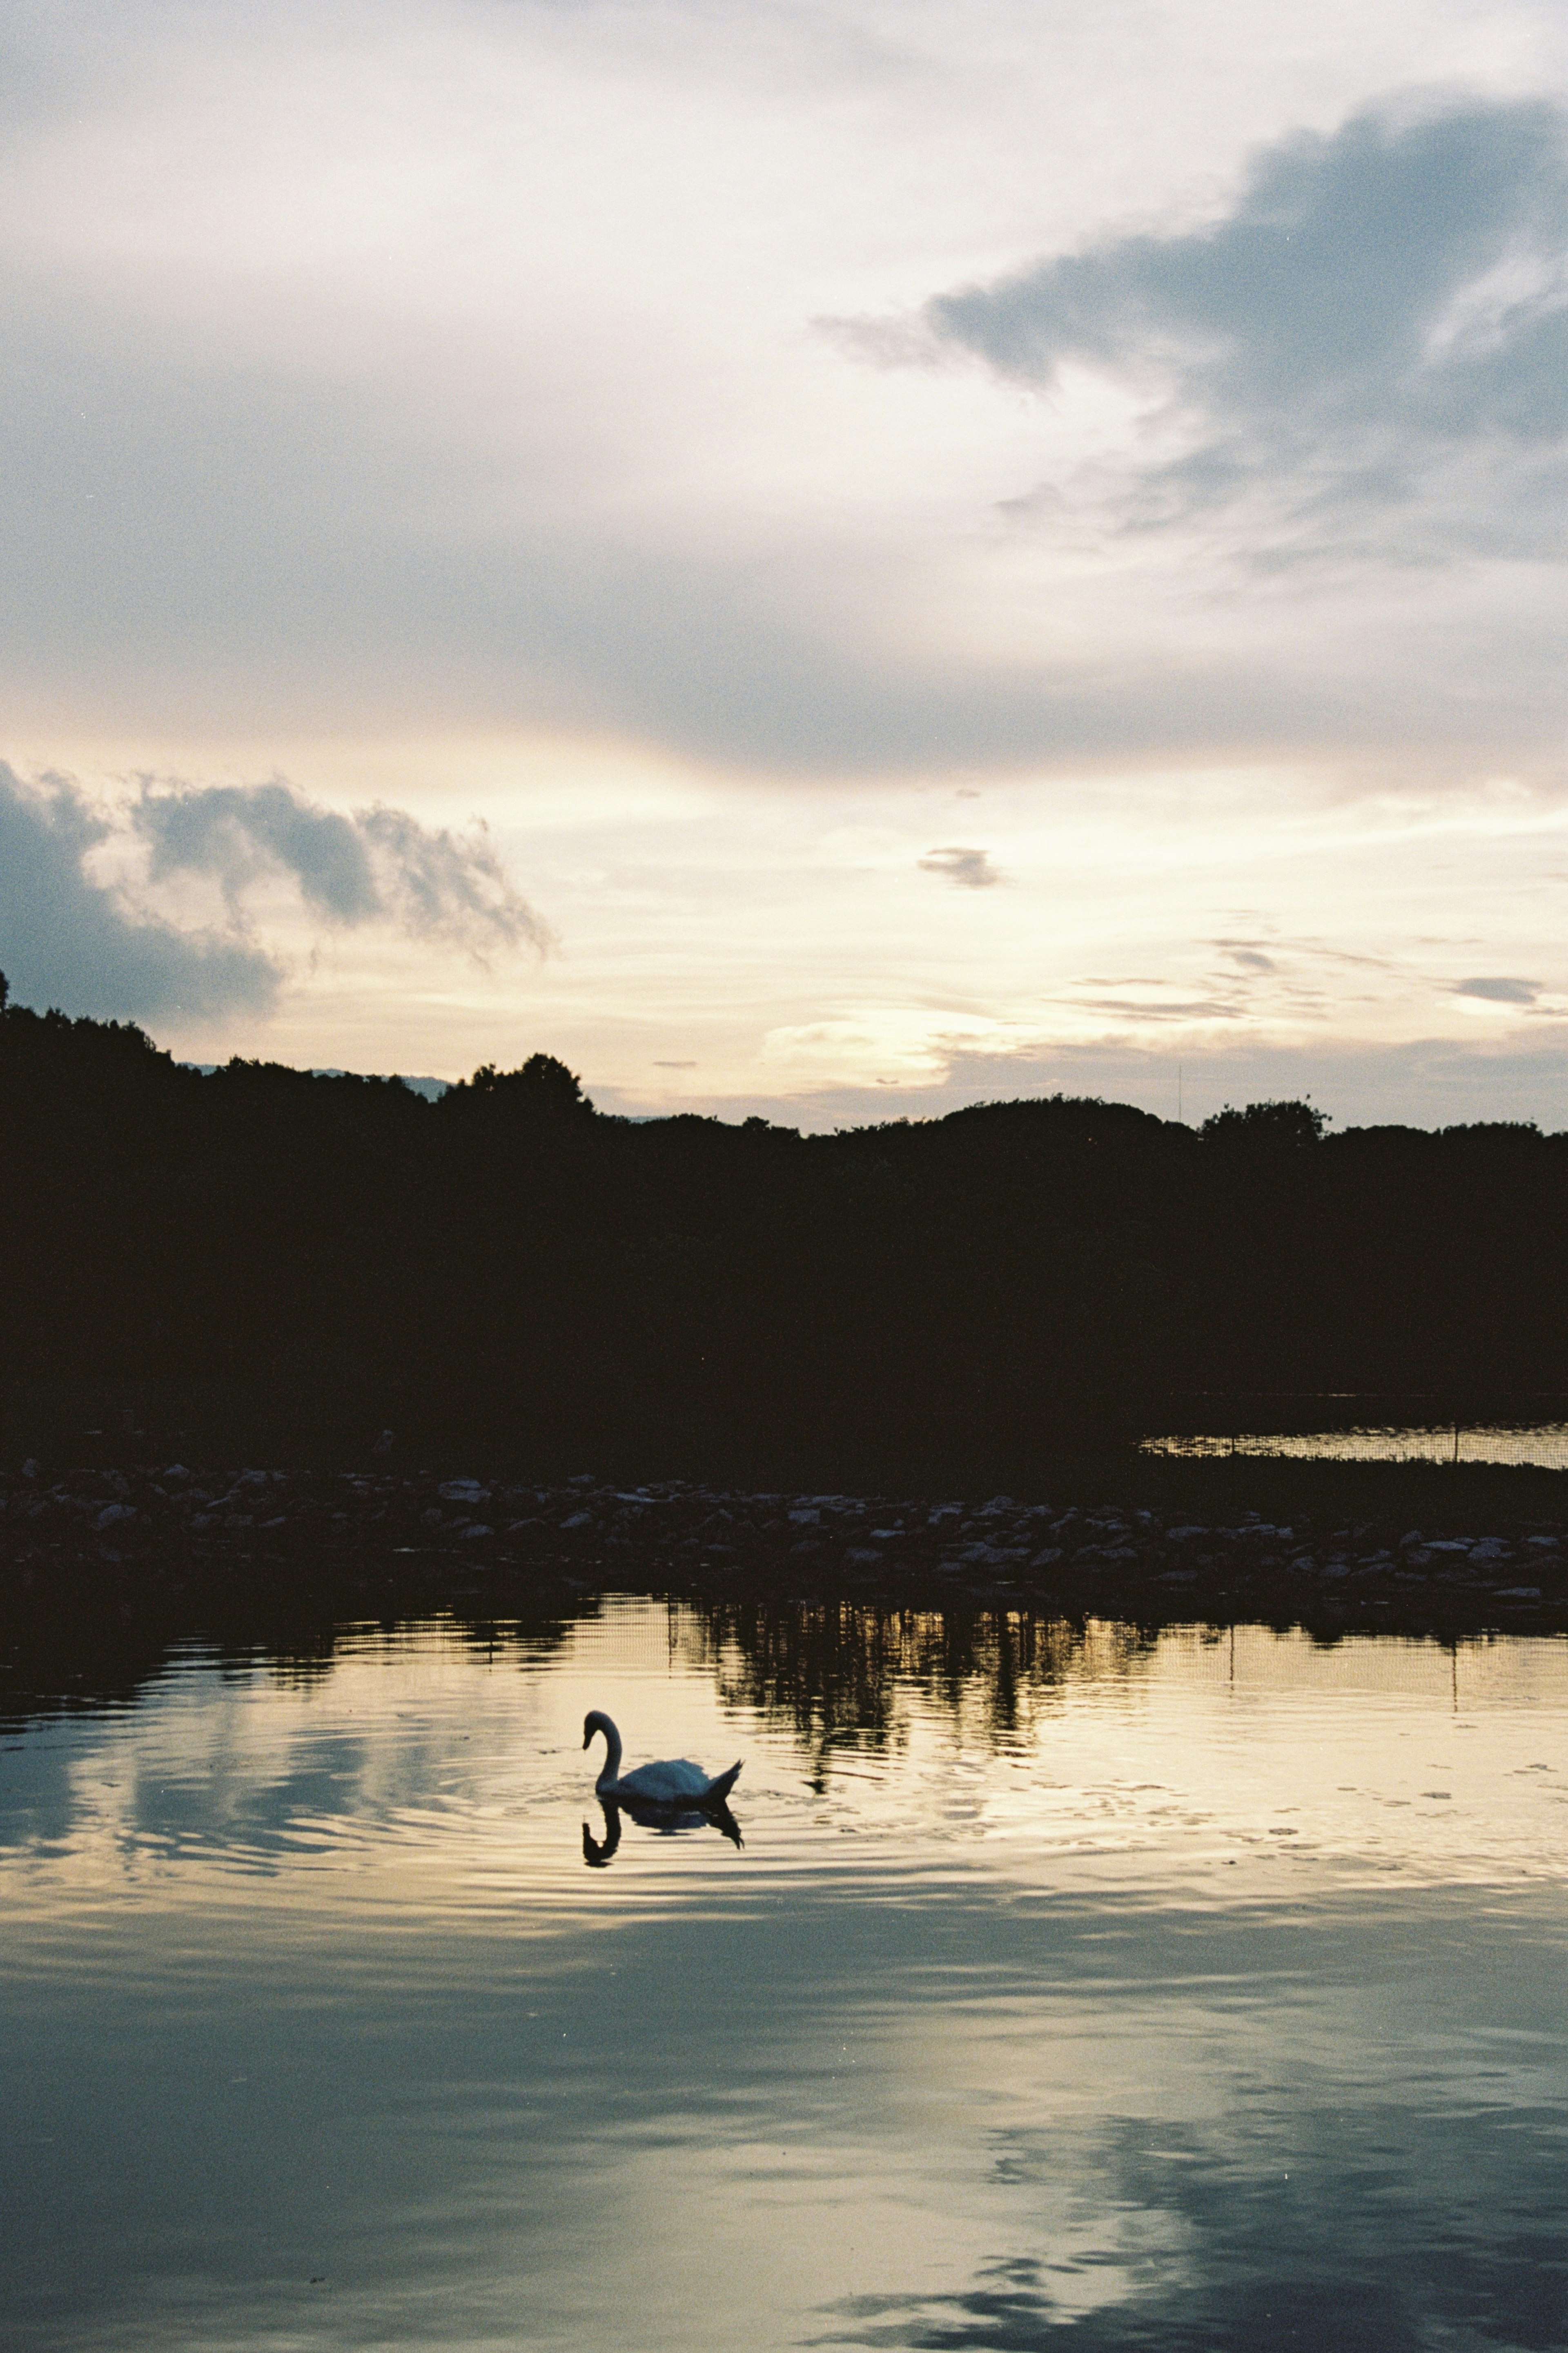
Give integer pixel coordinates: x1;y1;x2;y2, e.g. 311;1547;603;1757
0;765;281;1024
1452;974;1539;1001
909;96;1568;566
131;778;550;957
919;846;1003;888
0;764;549;1028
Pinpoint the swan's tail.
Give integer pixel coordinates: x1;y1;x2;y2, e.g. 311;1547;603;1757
705;1760;742;1804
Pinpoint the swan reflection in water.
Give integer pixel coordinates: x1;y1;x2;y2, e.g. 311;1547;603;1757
580;1709;745;1867
582;1793;744;1867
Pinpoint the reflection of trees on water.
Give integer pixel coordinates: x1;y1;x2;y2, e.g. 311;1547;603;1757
254;1610;586;1694
9;1585;1168;1766
679;1603;1160;1771
0;1591;589;1733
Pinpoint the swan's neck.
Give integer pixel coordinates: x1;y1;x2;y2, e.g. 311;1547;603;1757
593;1717;623;1793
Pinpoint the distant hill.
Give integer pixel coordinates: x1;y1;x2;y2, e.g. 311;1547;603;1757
181;1062;449;1100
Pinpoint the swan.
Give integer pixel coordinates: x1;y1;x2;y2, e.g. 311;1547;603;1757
582;1710;742;1807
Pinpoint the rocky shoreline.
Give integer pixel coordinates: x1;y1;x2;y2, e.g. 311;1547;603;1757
4;1460;1568;1635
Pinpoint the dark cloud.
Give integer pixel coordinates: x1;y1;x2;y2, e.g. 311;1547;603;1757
911;96;1568;564
0;764;280;1023
1452;974;1539;1002
919;846;1003;888
131;778;550;956
0;764;549;1028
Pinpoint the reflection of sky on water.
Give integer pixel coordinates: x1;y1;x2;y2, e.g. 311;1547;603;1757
2;1604;1566;2349
1144;1419;1568;1465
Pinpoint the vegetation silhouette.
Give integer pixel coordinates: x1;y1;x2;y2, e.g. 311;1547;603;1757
3;973;1565;1478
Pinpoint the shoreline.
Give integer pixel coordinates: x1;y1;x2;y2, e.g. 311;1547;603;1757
4;1462;1568;1639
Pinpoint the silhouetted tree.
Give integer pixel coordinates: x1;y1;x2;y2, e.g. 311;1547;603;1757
445;1053;592;1118
1201;1098;1328;1148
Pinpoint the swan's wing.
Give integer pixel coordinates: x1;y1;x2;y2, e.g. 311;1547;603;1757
617;1758;711;1802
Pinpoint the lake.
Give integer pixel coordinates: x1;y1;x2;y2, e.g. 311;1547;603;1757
3;1597;1566;2351
1144;1421;1568;1467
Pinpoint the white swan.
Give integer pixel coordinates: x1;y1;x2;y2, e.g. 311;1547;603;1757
582;1710;742;1807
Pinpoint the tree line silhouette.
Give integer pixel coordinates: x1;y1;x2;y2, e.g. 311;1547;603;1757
3;973;1564;1473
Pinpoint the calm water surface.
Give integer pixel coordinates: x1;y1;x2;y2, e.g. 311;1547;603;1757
3;1601;1566;2351
1144;1419;1568;1465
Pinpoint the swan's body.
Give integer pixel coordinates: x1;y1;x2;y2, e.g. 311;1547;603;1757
582;1711;742;1808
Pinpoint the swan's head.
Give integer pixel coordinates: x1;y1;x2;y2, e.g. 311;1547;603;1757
583;1708;613;1751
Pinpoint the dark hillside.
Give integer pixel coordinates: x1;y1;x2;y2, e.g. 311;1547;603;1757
2;978;1565;1474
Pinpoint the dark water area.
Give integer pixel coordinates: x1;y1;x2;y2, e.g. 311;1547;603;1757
3;1591;1567;2351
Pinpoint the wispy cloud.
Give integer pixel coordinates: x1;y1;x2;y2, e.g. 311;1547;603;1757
131;778;551;959
919;845;1003;889
1452;974;1539;1002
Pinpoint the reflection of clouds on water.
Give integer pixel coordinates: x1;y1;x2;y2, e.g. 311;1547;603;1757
6;1611;1568;1900
827;2093;1568;2349
2;1607;1568;2350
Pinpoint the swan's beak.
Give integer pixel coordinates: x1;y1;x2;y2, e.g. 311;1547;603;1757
582;1725;591;1749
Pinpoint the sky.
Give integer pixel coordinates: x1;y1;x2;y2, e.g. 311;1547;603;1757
5;0;1568;1127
